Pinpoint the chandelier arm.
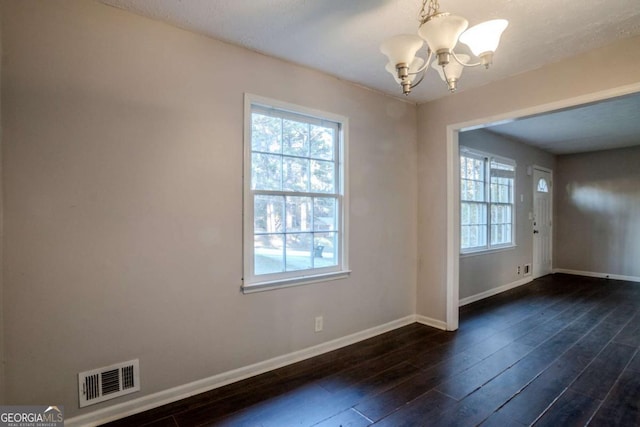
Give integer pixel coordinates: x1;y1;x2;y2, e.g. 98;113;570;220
441;64;456;92
451;50;482;67
409;72;426;90
409;50;433;75
442;64;449;83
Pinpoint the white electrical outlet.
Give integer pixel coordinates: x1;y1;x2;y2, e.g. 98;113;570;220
517;265;521;275
315;316;323;332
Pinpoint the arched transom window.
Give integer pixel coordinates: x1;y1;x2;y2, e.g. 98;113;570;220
537;178;549;193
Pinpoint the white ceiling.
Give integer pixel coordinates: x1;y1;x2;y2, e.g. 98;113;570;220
98;0;640;154
482;92;640;155
99;0;640;103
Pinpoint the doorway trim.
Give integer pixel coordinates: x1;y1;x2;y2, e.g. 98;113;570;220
445;82;640;331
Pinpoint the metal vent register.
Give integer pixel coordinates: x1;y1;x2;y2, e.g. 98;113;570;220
78;359;140;407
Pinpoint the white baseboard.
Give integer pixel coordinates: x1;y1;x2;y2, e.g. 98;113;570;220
458;276;534;307
415;315;448;331
553;268;640;283
65;315;416;427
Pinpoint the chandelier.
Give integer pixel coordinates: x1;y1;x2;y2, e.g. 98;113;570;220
380;0;508;95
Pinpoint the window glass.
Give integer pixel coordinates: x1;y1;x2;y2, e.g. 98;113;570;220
245;97;347;290
537;178;549;193
461;150;515;252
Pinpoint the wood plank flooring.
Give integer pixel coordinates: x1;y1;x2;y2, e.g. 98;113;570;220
102;274;640;426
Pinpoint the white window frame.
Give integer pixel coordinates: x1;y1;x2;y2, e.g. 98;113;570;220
242;94;349;293
460;147;516;255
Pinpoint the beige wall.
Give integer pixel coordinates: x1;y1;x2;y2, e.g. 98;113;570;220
555;146;640;277
3;0;640;418
458;130;554;300
1;0;417;416
417;35;640;322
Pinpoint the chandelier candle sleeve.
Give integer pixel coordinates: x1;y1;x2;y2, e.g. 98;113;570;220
386;57;425;84
380;0;508;95
431;54;469;92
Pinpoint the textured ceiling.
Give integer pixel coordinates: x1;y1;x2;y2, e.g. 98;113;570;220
98;0;640;154
483;93;640;155
99;0;640;103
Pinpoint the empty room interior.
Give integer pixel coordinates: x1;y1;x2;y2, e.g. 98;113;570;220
1;1;640;426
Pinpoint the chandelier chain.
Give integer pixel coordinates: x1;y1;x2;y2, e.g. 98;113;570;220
419;0;440;23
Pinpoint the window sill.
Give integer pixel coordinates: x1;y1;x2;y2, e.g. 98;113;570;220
460;245;516;258
242;270;351;294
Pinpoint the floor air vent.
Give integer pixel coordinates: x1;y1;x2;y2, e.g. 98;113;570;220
78;359;140;407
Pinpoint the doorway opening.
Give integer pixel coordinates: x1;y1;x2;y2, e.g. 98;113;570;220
445;84;640;331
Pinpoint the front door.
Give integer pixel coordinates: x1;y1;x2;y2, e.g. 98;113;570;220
533;168;553;278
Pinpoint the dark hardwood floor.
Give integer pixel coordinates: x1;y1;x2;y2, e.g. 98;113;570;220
103;274;640;426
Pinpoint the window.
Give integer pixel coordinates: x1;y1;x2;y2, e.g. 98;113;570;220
460;148;515;253
243;95;349;292
537;178;549;193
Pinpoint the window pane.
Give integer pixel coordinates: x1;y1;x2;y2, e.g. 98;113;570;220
252;113;282;153
310;125;334;160
461;179;485;202
461;155;485;180
461;202;470;225
491;205;512;245
254;234;284;275
461;202;487;227
283;157;309;192
283;119;309;157
310;160;335;193
490;161;514;204
461;224;470;249
254;195;284;233
252;153;282;191
462;225;487;249
474;159;484;179
537;178;549;193
491;205;512;225
476;225;487;247
489;160;514;247
491;224;512;245
474;181;486;201
285;233;312;271
464;227;474;249
461;201;488;250
285;196;312;232
460;179;468;200
314;232;338;268
490;160;514;174
460;156;469;179
490;177;513;203
314;197;337;231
